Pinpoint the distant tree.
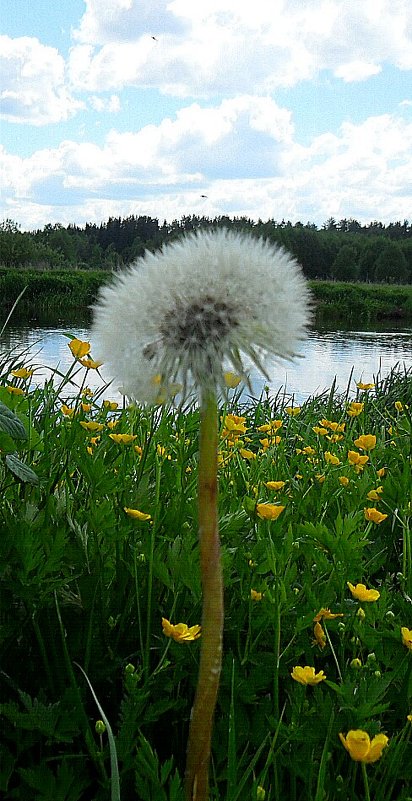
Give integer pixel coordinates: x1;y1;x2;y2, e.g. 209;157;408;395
330;244;359;280
374;242;409;283
0;219;34;266
358;239;386;282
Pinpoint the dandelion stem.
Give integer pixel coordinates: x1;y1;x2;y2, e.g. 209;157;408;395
185;388;223;801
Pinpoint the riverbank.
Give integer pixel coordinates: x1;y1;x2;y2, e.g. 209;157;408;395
1;267;412;324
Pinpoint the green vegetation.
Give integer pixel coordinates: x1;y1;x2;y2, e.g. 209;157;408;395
1;343;411;800
1;215;412;284
2;266;412;324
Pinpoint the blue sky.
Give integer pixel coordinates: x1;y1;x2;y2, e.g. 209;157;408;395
1;0;411;230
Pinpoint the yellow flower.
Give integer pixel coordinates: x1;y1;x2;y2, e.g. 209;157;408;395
285;406;301;416
401;627;412;651
103;400;119;411
326;421;345;433
260;436;281;449
265;480;286;491
11;367;34;379
394;401;408;412
366;486;384;501
81;403;91;412
354;434;377;451
161;617;201;642
347;402;364;417
313;426;328;435
347;450;369;467
79;357;103;369
291;666;326;685
324;451;341;465
376;467;386;478
250;589;263;601
68;338;91;359
256;503;285;521
339;476;350;487
339;730;389;763
407;713;412;722
301;446;316;456
356;382;374;391
313;622;326;649
90;436;100;446
313;608;344;622
315;474;325;483
364;507;388;524
224;371;241;388
61;404;75;416
124;507;151;521
6;386;24;396
109;433;137;444
258;420;282;433
134;445;143;457
107;420;119;430
347;582;380;602
239;448;256;460
80;421;105;432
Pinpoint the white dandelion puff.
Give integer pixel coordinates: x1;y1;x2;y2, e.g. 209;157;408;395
91;228;311;403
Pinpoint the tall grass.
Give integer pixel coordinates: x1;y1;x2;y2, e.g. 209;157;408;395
2;268;412;324
0;343;411;800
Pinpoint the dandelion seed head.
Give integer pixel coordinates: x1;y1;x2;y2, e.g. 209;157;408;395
92;228;311;403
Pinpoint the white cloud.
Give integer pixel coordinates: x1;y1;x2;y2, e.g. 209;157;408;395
0;35;83;125
68;0;412;95
1;99;411;230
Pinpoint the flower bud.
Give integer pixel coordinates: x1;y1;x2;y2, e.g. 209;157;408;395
366;652;376;664
256;787;266;801
125;663;135;674
95;720;106;735
350;658;362;670
356;607;366;620
374;670;382;679
385;610;395;621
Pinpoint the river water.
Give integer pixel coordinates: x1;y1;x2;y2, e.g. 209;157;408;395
1;322;411;404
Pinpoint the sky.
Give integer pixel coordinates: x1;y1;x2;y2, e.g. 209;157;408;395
1;0;412;232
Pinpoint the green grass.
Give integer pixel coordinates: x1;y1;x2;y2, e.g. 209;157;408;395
0;344;411;800
2;267;412;324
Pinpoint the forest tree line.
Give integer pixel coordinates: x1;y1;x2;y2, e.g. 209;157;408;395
1;215;412;283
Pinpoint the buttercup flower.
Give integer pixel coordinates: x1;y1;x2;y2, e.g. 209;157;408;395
356;382;374;391
256;503;285;521
80;421;104;432
162;617;201;642
313;608;344;622
285;406;301;416
11;367;34;379
313;622;326;649
291;666;326;685
91;229;310;402
347;402;364;417
339;730;389;763
354;434;377;451
265;480;286;491
401;627;412;650
124;507;151;521
347;582;380;602
364;508;388;524
68;338;90;359
109;433;137;445
250;589;263;601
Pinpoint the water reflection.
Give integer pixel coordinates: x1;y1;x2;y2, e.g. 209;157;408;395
1;324;411;404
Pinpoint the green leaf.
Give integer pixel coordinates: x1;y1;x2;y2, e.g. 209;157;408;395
5;453;39;484
0;400;27;440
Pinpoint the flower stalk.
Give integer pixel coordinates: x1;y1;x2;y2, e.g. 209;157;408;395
185;388;223;801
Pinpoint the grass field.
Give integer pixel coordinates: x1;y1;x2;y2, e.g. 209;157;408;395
0;343;411;800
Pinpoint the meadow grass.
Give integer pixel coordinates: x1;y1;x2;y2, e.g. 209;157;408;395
0;344;411;800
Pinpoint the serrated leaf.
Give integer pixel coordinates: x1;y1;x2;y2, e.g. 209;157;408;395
5;453;39;484
0;401;27;440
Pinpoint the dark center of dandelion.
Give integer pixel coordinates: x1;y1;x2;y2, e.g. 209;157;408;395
161;295;239;350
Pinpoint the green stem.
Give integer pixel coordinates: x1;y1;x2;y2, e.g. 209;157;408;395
185;388;223;801
361;762;371;801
